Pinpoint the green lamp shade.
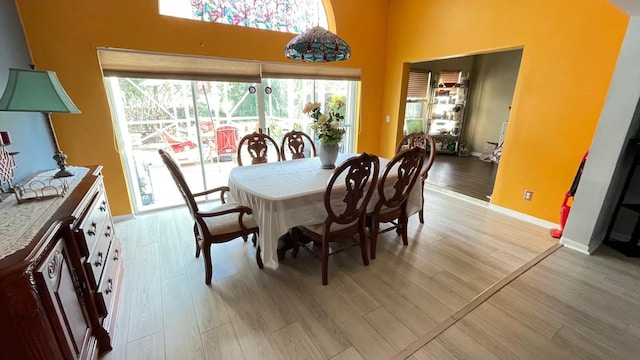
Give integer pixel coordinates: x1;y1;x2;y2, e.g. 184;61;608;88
0;68;80;113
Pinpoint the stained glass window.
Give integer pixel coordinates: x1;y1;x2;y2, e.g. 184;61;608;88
159;0;328;34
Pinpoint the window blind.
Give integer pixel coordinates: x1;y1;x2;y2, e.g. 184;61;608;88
407;71;429;99
438;71;462;86
98;48;361;82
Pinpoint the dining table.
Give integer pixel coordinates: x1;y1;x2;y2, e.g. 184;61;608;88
228;153;423;270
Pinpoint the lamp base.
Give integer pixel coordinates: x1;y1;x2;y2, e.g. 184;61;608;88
52;150;73;178
54;168;73;178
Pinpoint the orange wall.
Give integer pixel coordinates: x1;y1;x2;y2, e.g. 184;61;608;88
15;0;390;215
15;0;630;223
383;0;628;222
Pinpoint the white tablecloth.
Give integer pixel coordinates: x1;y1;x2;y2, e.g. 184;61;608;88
228;153;422;269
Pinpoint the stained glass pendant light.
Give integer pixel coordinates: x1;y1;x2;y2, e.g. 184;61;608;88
284;26;351;62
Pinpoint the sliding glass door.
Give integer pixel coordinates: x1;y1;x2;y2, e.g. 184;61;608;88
262;78;357;153
106;76;358;214
106;78;260;212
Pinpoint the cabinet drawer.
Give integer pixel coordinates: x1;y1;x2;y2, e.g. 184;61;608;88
94;238;122;322
77;190;111;257
84;229;113;290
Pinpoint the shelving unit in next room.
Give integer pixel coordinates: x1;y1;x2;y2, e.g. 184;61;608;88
426;71;469;155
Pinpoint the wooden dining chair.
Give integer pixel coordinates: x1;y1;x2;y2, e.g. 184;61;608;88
280;130;317;160
367;147;425;259
290;153;380;285
396;131;436;223
159;149;259;284
236;132;281;166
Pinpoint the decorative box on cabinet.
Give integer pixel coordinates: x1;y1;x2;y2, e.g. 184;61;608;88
0;166;123;360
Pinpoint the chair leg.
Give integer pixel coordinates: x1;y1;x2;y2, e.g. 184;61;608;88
194;224;201;258
370;220;380;260
255;244;264;269
419;178;425;224
400;212;409;246
359;227;369;266
202;242;213;285
322;238;329;285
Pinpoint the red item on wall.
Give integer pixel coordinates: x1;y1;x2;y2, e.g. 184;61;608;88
550;151;589;238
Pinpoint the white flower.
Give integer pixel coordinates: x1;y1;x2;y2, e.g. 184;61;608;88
304;101;346;145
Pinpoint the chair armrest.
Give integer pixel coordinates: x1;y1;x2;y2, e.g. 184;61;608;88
193;186;231;203
197;204;253;218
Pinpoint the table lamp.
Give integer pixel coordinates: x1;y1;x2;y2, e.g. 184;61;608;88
0;67;80;178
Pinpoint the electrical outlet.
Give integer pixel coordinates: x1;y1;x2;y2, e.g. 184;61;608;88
524;190;533;201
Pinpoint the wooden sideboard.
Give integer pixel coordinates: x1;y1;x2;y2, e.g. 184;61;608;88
0;166;123;360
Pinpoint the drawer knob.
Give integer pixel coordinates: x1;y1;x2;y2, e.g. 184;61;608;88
104;278;113;295
87;221;97;236
104;225;112;237
113;249;120;261
94;252;103;267
99;200;107;212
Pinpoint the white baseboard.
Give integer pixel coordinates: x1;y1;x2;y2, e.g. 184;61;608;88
425;185;489;207
488;203;559;229
437;191;598;257
490;204;595;255
113;213;136;223
559;237;591;254
470;152;482;157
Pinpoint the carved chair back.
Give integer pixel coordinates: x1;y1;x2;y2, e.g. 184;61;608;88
375;146;425;212
159;149;199;218
367;146;424;259
396;131;436;176
237;132;281;166
280;130;317;160
324;153;380;228
395;132;436;224
291;152;379;285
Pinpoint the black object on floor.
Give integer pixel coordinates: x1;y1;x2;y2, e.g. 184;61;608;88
277;228;313;261
604;240;640;257
277;232;294;261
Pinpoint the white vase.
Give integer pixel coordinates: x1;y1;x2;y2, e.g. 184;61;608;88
318;142;339;169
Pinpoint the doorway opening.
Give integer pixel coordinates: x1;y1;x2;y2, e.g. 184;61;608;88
404;49;523;202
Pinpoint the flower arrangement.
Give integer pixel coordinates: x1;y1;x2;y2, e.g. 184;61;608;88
303;101;346;145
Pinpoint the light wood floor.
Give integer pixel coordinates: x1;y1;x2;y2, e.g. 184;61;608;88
103;189;639;360
409;245;640;359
